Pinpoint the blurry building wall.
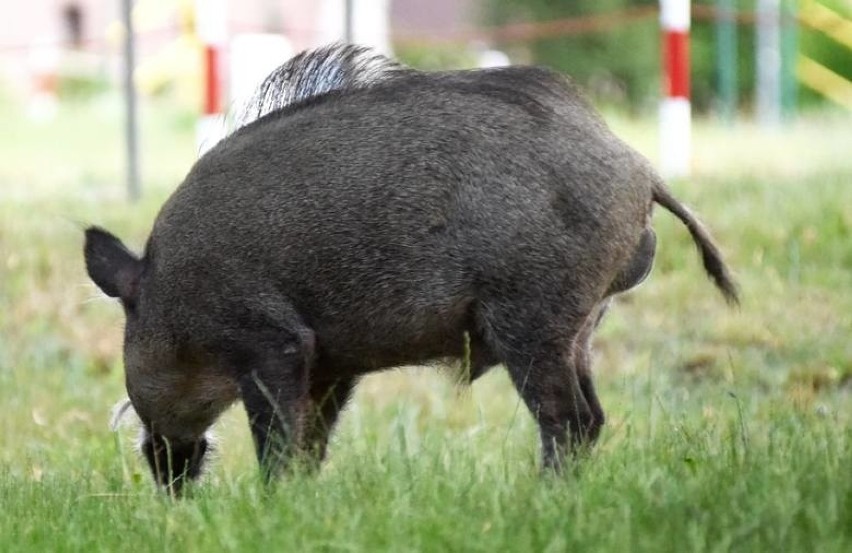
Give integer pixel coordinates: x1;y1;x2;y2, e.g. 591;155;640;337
390;0;477;36
0;0;480;102
0;0;116;94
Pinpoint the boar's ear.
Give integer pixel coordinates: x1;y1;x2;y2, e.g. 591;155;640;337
84;226;143;302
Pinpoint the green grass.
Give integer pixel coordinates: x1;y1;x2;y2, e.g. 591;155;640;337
1;95;850;551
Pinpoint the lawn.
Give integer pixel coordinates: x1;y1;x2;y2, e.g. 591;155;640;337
0;95;850;552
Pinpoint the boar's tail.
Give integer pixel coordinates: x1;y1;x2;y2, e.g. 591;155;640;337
652;180;740;306
231;43;409;132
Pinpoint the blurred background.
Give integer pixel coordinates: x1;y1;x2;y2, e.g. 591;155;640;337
3;1;850;122
2;0;851;197
0;0;849;504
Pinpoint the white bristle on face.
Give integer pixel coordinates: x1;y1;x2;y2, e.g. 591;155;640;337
109;397;138;431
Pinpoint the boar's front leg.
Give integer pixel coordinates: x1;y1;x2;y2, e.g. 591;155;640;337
238;331;315;481
140;429;209;496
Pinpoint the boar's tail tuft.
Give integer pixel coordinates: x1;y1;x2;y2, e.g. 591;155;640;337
231;43;409;131
652;179;740;306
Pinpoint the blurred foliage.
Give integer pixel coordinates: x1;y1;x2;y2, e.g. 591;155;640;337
55;72;110;102
395;43;479;71
482;0;852;113
483;0;660;112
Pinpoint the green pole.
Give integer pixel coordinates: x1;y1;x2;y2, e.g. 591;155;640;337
716;0;737;123
781;0;798;121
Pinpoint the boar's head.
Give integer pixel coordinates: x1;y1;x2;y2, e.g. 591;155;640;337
84;226;238;492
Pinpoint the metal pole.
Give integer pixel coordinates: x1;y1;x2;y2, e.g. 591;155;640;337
344;0;354;43
121;0;140;201
715;0;737;124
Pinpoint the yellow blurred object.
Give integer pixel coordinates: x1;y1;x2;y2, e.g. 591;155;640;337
127;0;204;108
135;35;203;107
105;20;125;47
796;1;852;110
178;0;196;33
134;0;175;29
797;55;852;110
800;0;852;50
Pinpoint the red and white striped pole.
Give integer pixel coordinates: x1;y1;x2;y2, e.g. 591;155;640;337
196;0;227;155
659;0;691;178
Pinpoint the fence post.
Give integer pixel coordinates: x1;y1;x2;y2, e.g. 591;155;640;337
659;0;691;179
196;0;227;155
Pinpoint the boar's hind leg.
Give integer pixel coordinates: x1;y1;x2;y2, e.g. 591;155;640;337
573;303;609;443
301;377;357;466
479;298;598;470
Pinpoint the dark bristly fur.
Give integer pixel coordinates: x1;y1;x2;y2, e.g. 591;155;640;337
84;44;738;491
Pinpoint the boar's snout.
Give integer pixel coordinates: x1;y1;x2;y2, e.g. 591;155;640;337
125;365;240;442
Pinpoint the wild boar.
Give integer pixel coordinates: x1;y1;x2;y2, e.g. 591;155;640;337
85;44;737;494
